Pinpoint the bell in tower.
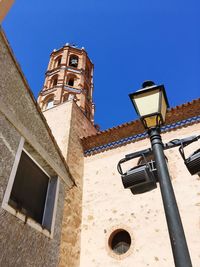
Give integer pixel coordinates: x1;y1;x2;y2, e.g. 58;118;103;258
37;43;95;123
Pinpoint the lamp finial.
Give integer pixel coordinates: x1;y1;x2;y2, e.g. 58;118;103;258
142;81;155;88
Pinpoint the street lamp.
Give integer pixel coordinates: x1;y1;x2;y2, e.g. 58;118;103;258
129;80;169;129
128;81;192;267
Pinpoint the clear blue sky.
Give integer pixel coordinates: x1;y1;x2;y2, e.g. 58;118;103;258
2;0;200;130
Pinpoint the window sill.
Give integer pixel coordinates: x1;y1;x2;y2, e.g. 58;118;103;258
2;202;53;239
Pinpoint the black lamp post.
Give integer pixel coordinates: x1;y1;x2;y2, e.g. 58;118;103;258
129;81;192;267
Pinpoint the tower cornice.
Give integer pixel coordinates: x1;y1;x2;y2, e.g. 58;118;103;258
50;44;94;66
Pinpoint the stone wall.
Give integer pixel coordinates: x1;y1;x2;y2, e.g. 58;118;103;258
0;29;72;266
0;29;73;187
80;123;200;267
0;112;66;267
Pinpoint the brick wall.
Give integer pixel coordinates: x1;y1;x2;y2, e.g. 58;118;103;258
58;102;97;267
43;100;97;267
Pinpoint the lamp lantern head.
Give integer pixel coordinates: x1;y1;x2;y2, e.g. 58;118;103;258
129;81;169;129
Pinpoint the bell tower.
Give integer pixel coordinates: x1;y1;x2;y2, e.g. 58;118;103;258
37;45;97;267
38;44;95;123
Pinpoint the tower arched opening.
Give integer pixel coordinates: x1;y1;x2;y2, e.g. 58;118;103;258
43;95;55;110
68;78;74;87
66;74;77;87
69;55;79;68
54;56;62;68
51;75;58;87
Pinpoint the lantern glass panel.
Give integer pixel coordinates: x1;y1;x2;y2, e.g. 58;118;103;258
133;88;160;117
144;115;159;128
161;91;167;122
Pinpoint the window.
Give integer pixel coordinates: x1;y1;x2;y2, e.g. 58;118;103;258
109;229;131;255
2;138;59;235
52;77;58;86
68;78;74;86
55;56;62;67
46;98;54;110
69;55;78;68
51;75;58;87
9;151;49;224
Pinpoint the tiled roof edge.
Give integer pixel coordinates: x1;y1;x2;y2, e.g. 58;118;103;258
84;114;200;156
81;98;200;151
83;98;200;140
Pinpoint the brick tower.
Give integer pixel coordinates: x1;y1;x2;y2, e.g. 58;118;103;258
38;43;95;123
37;45;97;267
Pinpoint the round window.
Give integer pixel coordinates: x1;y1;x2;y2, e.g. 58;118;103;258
108;229;131;255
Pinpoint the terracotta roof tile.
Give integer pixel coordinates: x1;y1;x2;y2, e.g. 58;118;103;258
81;98;200;151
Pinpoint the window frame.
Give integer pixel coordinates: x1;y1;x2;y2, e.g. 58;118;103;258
2;137;59;238
106;225;134;260
109;229;131;255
